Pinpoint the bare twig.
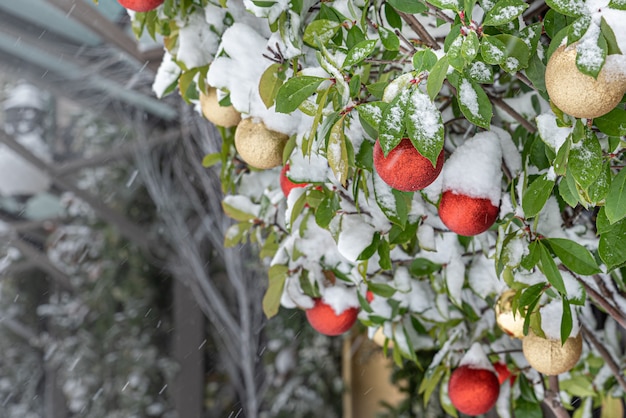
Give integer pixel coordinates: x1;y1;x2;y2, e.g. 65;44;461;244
487;93;538;133
581;323;626;393
399;12;441;50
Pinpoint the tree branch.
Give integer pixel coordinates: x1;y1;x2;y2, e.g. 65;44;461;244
581;323;626;393
573;273;626;329
543;375;570;418
399;12;441;50
487;93;538;133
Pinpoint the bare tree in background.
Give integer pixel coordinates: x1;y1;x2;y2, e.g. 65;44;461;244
133;104;268;418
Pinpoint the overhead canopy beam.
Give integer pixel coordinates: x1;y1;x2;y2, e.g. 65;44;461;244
44;0;164;72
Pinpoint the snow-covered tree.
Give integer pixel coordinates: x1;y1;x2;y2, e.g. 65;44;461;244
120;0;626;416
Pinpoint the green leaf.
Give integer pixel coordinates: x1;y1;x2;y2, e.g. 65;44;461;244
461;31;480;61
379;27;400;51
303;19;341;47
605;168;626;224
595;107;626;136
519;282;546;307
609;0;626;10
409;258;441;276
224;222;249;247
545;0;585;17
258;63;285;108
467;61;494;83
558;176;579;207
599;217;626;270
222;200;258;222
568;15;592;46
378;238;392;270
368;281;397;297
576;34;607;78
539;241;567;295
405;89;445;166
379;89;409;155
600;16;623;54
545;238;601;275
483;0;529;26
202;152;221;168
412;49;438;72
492;34;530;72
357;101;387;130
316;193;340;228
275;76;325;113
561;297;573;344
263;265;288;318
425;0;461;10
327;117;349;186
522;175;555;218
521;240;541;270
343;39;377;67
587;162;611;204
454;76;493;128
569;132;603;189
427;55;449;100
373;172;410;227
481;35;507;64
388;0;428;13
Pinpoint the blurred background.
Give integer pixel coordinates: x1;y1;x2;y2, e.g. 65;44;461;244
0;1;356;417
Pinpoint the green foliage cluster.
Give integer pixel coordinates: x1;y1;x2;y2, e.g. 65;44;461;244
127;0;626;415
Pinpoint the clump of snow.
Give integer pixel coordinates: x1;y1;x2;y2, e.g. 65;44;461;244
206;23;305;135
442;131;503;205
459;342;496;371
536;113;572;152
491;125;522;177
539;298;580;340
152;51;181;98
176;11;220;69
468;254;506;296
322;284;359;315
336;214;377;262
458;78;480;117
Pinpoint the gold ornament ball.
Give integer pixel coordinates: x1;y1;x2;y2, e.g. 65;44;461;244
545;44;626;119
234;118;289;169
495;289;525;339
199;86;241;128
522;329;583;375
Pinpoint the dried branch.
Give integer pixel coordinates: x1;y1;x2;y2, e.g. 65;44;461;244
581;323;626;393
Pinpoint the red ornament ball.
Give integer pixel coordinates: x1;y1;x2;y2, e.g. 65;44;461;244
280;164;308;197
373;138;444;192
117;0;164;12
365;290;374;303
305;298;359;336
438;190;499;236
448;365;500;416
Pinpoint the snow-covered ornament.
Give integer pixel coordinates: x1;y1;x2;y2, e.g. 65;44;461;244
545;43;626;119
438;131;502;236
448;343;500;416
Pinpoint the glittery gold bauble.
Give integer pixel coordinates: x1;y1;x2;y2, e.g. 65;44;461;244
372;327;394;349
545;44;626;119
522;329;582;375
199;87;241;128
495;289;525;339
234;118;288;169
